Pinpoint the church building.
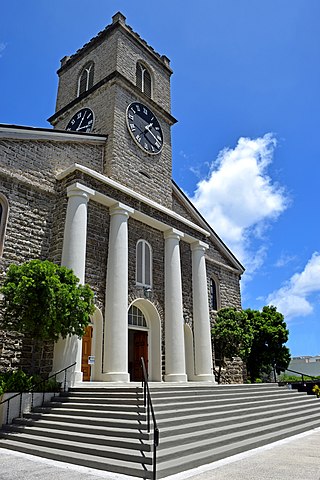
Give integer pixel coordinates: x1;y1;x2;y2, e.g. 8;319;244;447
0;12;244;384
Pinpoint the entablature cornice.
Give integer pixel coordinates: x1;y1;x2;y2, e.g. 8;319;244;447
60;169;210;246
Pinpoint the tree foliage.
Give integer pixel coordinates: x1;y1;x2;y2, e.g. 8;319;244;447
212;305;290;383
212;307;253;383
0;260;95;342
244;306;290;382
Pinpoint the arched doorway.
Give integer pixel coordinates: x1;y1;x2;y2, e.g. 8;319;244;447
81;307;103;382
81;325;93;381
128;300;162;382
128;305;149;381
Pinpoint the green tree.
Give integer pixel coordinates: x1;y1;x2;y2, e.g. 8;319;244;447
244;306;290;382
212;307;253;383
0;260;95;373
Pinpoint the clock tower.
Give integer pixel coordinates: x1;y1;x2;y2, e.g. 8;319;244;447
48;12;177;208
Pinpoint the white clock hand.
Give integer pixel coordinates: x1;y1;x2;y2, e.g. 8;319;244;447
76;112;86;131
145;123;160;143
77;124;92;131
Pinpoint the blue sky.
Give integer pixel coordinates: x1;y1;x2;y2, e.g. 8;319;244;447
1;1;319;357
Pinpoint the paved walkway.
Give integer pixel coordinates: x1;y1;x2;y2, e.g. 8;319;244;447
1;427;320;480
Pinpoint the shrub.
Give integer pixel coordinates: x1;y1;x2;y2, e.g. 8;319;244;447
0;370;61;394
312;385;320;398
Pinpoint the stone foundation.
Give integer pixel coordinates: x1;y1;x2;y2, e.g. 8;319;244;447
0;330;53;377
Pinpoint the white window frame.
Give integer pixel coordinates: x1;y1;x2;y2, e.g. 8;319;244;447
128;305;148;330
136;62;152;98
77;62;94;97
136;239;152;288
0;194;9;257
210;276;220;311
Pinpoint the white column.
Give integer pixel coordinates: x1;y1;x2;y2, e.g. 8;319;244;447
191;241;215;382
53;183;94;384
164;229;187;382
103;203;133;382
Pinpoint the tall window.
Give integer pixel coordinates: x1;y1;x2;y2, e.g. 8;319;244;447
78;62;94;96
136;62;152;98
0;194;9;257
136;239;152;287
210;278;218;311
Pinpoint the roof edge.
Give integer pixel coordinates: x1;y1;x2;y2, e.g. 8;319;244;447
172;180;245;274
0;124;107;144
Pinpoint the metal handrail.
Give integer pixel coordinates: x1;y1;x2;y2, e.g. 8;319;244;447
0;362;76;425
141;357;159;480
275;364;319;383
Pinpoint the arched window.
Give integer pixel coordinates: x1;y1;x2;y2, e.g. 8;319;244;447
136;62;152;98
78;62;94;96
136;239;152;287
0;194;9;257
210;278;219;311
128;305;147;328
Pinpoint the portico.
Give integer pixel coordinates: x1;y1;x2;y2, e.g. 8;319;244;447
52;167;215;384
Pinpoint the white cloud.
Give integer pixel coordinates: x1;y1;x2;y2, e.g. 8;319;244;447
190;133;288;275
274;253;297;268
267;252;320;319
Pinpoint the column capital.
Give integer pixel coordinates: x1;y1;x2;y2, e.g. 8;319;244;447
109;202;134;218
164;228;184;241
191;240;209;252
66;182;95;200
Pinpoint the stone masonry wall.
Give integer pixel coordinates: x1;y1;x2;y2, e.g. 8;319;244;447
54;24;171;117
0;137;104;374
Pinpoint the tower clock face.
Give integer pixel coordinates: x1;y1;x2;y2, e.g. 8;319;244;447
126;102;163;155
66;108;95;132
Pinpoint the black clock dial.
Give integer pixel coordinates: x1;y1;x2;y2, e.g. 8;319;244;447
126;102;163;155
66;108;95;132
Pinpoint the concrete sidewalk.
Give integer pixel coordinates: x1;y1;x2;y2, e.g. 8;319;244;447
0;427;320;480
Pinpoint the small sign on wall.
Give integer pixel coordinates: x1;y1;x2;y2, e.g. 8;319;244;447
88;356;95;365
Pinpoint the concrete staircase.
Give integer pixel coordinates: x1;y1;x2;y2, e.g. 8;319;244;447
1;383;320;479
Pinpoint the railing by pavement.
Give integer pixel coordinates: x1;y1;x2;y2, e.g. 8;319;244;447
0;361;76;425
275;364;319;383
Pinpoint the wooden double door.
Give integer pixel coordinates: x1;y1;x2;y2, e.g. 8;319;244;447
81;325;93;382
130;330;148;382
81;327;149;382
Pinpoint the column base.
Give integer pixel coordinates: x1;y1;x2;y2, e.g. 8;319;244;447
71;370;84;385
193;374;216;383
100;372;130;382
164;373;188;382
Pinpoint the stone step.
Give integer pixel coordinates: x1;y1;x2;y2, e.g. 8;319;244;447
159;399;320;436
54;396;145;405
22;412;149;430
158;408;320;452
0;431;153;465
68;383;283;397
54;391;310;412
156;417;320;478
49;399;145;411
1;383;319;479
31;406;146;421
10;417;150;440
1;425;152;451
0;438;153;479
153;395;317;422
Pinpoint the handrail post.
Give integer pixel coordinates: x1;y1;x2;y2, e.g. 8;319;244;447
19;392;23;417
6;399;10;425
0;362;76;426
140;356;159;480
